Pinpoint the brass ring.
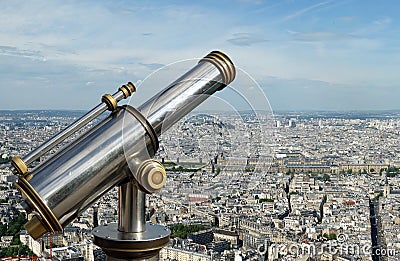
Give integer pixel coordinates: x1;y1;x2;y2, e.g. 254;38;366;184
15;177;62;233
206;53;230;84
11;156;28;175
119;86;130;98
209;51;236;84
100;243;169;253
119;82;136;98
102;94;118;111
122;105;159;154
199;51;236;85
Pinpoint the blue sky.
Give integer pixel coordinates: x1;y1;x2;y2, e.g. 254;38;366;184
0;0;399;111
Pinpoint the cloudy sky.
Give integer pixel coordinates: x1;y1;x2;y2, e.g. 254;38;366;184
0;0;399;111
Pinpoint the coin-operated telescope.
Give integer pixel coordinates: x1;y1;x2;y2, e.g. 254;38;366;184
12;51;235;260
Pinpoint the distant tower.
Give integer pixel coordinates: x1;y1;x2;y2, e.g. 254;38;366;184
211;160;215;173
384;180;391;198
384;185;391;198
213;215;219;227
93;206;99;228
276;120;281;128
288;119;296;128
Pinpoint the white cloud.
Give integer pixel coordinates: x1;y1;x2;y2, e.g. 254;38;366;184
227;33;267;46
281;1;333;22
287;30;358;42
373;17;392;26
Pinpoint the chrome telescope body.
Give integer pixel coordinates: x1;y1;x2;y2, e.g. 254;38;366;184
14;51;235;241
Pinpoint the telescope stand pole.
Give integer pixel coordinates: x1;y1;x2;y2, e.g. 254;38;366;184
118;182;146;234
104;182;149;261
93;180;170;261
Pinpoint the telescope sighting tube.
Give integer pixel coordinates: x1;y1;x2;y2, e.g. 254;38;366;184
11;82;136;175
14;51;235;240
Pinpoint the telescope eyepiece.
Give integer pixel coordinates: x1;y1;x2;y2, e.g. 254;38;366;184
200;51;236;86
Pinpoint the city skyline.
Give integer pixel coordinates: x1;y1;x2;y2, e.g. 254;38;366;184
0;0;399;111
1;110;400;259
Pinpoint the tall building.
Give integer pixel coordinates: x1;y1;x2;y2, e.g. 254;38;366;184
93;206;99;228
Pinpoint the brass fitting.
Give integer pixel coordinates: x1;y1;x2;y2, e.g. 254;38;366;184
119;82;136;98
11;156;28;175
101;94;118;111
200;51;236;85
15;177;62;239
24;216;48;240
136;160;166;194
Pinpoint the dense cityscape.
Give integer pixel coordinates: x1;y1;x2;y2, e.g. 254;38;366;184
0;109;400;260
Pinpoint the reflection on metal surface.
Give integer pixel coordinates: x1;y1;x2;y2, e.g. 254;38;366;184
118;182;146;233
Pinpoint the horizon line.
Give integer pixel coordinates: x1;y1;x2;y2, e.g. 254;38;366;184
1;109;400;113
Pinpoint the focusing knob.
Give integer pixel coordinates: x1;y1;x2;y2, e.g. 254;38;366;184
136;160;166;194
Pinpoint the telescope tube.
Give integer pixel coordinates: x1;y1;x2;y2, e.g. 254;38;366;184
138;51;235;135
15;51;235;239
